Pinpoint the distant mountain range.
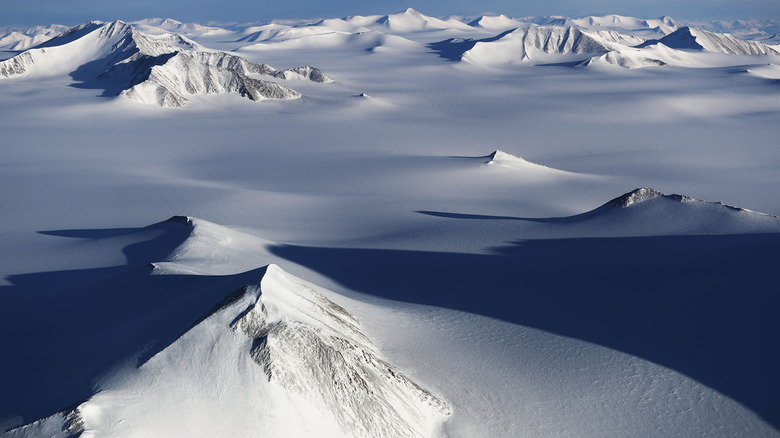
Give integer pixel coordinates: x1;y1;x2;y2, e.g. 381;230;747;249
1;10;778;106
0;20;332;107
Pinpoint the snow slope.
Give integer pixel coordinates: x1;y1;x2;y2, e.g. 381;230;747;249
4;210;779;437
0;25;68;51
2;9;780;438
7;262;450;438
0;20;331;107
655;26;780;55
461;26;617;65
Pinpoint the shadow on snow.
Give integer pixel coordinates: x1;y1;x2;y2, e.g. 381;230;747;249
269;232;780;429
0;218;264;430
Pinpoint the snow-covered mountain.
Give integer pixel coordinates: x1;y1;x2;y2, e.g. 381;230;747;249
347;8;474;34
429;24;778;67
4;12;778;80
2;9;780;438
1;216;451;437
7;261;450;437
461;26;618;65
0;20;332;107
493;187;780;237
129;18;231;37
0;24;69;51
652;26;780;55
5;197;780;436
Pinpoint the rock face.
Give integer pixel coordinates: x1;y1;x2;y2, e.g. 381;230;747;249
119;51;302;107
233;265;451;438
6;264;450;438
0;20;332;107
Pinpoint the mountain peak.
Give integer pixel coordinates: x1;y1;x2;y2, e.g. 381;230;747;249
656;26;780;55
9;263;451;437
0;21;332;107
606;187;665;207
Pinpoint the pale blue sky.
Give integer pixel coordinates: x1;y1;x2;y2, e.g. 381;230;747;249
1;0;778;26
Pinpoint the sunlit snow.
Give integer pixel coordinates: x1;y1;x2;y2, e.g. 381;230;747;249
1;9;779;438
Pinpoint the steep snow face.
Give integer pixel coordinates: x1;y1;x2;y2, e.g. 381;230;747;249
0;20;331;106
0;21;184;78
657;27;780;55
7;264;450;438
0;20;202;79
586;30;645;46
234;265;451;437
120;51;301;107
0;21;135;77
462;26;615;65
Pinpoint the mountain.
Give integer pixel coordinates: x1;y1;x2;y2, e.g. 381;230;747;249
652;27;780;55
467;14;523;30
4;216;450;437
459;26;617;65
682;18;780;40
0;20;332;107
0;25;69;51
569;14;679;37
347;8;473;33
560;187;780;236
130;18;231;37
430;21;778;68
577;43;685;68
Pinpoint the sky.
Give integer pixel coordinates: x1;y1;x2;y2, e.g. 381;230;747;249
1;0;778;27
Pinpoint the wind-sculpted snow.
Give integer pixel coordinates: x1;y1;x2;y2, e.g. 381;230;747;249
6;263;450;438
3;9;780;438
0;20;332;106
482;149;569;174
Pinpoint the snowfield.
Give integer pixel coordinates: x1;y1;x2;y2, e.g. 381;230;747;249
1;9;779;437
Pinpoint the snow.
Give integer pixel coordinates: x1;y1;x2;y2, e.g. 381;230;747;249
2;9;780;437
7;263;450;438
461;26;616;65
656;27;780;55
0;21;332;106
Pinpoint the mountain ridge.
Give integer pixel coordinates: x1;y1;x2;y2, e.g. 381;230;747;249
5;263;451;438
0;20;332;107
